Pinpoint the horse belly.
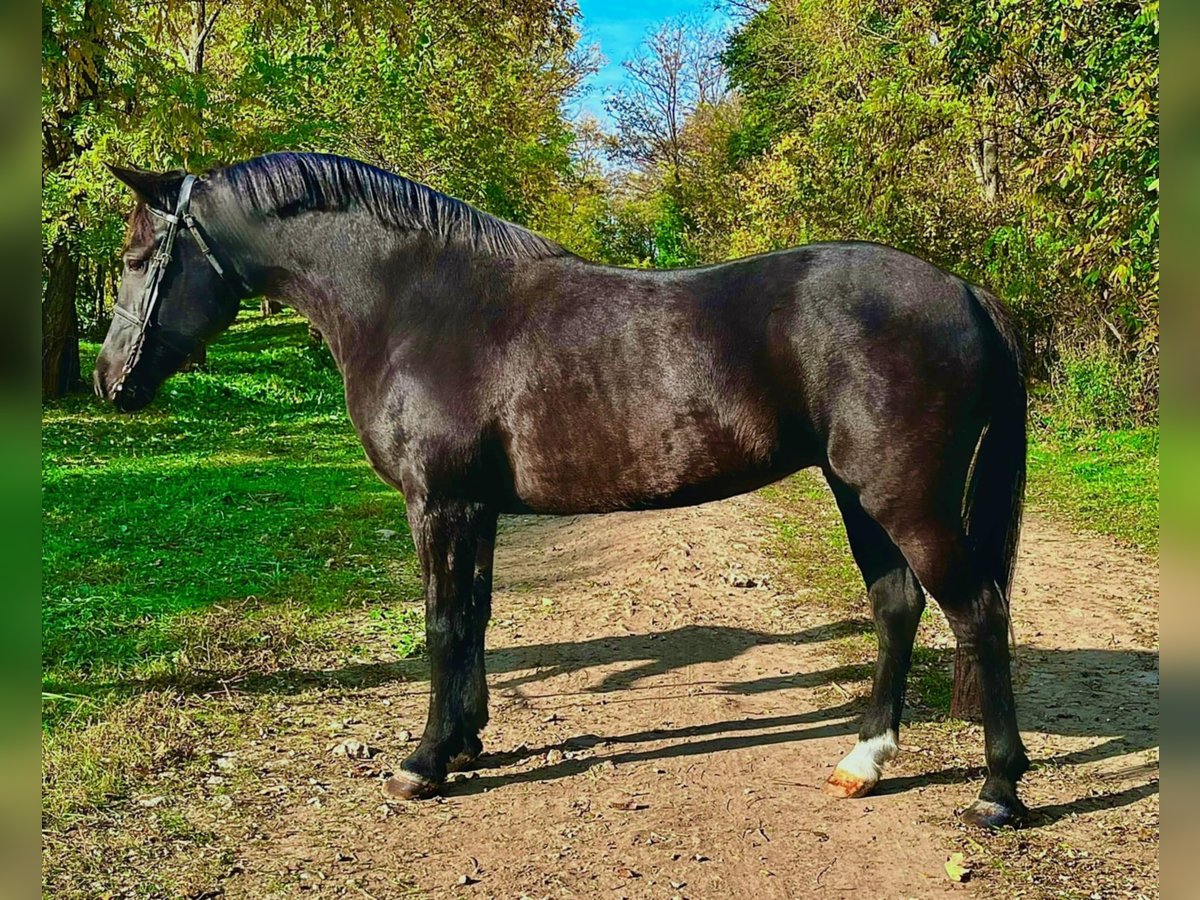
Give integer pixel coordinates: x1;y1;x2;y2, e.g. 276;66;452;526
502;388;802;514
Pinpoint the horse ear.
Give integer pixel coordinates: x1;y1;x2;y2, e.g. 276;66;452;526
106;164;185;211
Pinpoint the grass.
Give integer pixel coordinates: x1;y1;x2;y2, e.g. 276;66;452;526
42;307;426;843
758;473;858;612
1027;416;1159;554
43;309;424;692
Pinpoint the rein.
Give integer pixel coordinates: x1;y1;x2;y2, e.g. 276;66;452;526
110;174;244;392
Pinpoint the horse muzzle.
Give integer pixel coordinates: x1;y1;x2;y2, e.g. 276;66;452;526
93;358;155;412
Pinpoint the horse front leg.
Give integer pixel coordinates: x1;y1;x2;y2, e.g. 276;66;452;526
449;509;498;771
385;497;494;800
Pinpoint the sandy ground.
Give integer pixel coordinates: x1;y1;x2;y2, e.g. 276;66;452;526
154;484;1156;900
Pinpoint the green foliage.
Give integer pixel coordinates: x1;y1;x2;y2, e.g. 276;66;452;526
1045;342;1148;432
550;188;659;266
940;0;1159;343
651;195;699;268
42;308;423;696
548;189;701;269
616;0;1158;416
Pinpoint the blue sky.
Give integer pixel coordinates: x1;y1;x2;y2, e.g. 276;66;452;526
572;0;732;123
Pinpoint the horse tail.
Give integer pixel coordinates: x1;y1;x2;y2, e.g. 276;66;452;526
963;284;1027;604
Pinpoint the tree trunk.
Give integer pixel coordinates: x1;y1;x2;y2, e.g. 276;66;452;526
950;645;983;721
42;240;82;399
261;298;283;316
190;0;207;74
307;322;323;347
177;0;223;373
968;122;1000;204
93;262;106;335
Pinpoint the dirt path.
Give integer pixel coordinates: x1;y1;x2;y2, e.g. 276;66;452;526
203;488;1158;898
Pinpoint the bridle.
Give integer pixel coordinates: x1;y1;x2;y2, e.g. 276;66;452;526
110;174;245;392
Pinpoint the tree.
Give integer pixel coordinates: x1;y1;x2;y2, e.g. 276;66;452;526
939;0;1159;398
593;16;731;268
715;0;1156;404
180;0;231;369
604;16;727;190
41;0;135;396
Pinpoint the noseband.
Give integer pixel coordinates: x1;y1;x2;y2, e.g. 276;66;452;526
109;174;244;393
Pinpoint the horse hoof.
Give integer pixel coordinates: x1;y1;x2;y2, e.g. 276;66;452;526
961;798;1024;830
824;767;877;799
382;769;441;801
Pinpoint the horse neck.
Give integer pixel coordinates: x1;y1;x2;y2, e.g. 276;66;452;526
249;211;498;368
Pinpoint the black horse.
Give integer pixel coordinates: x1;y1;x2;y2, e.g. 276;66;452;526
95;152;1029;828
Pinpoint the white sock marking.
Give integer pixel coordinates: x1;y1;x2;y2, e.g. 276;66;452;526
835;729;899;782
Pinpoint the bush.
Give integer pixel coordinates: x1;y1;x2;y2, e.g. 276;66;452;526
1046;342;1146;432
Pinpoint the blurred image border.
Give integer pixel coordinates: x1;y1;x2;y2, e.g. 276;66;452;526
8;0;44;897
1161;2;1198;894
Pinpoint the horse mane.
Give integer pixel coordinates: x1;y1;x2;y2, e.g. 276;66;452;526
216;152;572;260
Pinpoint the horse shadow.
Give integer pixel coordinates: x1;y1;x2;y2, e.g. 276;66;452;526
438;640;1158;829
100;618;874;698
864;644;1159;825
481;618;874;694
95;615;1158;828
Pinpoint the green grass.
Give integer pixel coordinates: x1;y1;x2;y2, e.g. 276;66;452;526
758;472;858;610
1027;418;1159;553
42;308;424;722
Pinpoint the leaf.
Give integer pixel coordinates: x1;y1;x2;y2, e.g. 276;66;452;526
945;852;972;883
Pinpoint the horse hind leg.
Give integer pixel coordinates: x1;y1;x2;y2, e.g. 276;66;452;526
824;476;926;799
886;515;1029;827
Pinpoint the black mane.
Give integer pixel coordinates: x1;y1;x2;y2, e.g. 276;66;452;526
217;152;571;260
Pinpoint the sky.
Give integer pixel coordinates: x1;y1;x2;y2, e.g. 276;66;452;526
571;0;733;124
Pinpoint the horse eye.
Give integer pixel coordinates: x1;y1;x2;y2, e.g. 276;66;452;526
126;258;147;273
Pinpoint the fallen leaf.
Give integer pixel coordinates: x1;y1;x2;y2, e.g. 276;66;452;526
945;852;972;883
